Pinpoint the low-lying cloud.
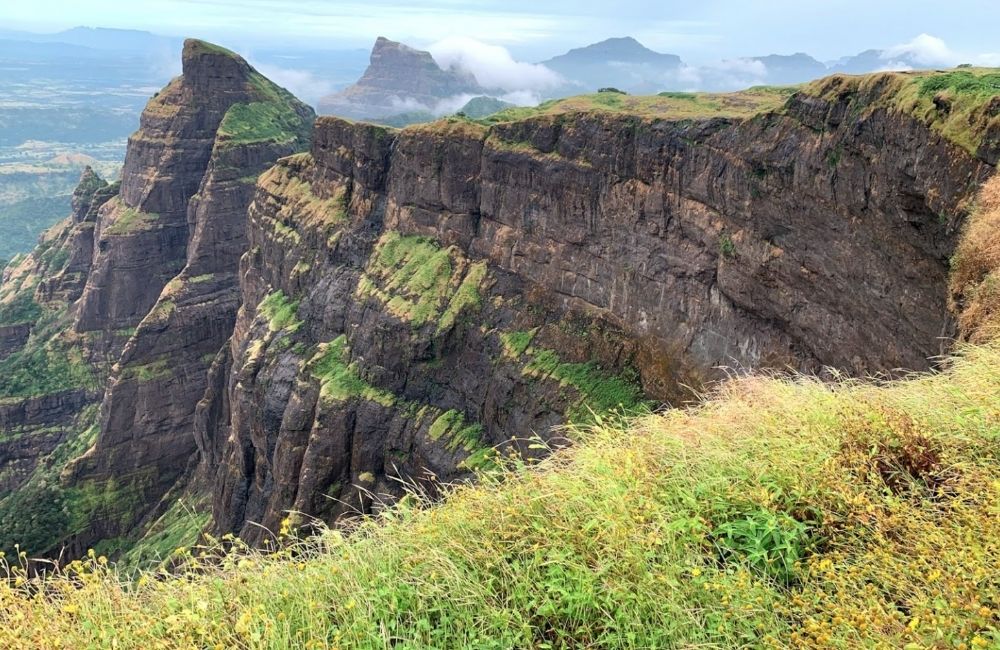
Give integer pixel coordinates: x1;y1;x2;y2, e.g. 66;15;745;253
251;63;335;106
881;33;1000;69
389;88;538;118
426;36;562;92
675;58;768;91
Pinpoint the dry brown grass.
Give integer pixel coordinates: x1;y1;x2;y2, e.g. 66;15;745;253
951;175;1000;342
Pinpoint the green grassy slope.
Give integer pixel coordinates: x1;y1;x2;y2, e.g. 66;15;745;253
479;85;797;124
1;340;996;648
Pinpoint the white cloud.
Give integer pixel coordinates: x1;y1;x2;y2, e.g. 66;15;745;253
883;33;956;66
251;63;334;105
426;36;562;92
875;61;914;73
668;58;768;92
882;33;1000;68
497;89;542;106
389;88;539;118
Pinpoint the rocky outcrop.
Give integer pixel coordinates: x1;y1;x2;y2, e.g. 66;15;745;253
36;168;117;305
0;40;313;557
202;74;992;541
0;390;91;494
61;40;314;549
318;37;485;119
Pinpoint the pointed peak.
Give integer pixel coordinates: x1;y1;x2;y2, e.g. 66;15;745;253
369;36;431;63
71;166;109;221
74;166;106;194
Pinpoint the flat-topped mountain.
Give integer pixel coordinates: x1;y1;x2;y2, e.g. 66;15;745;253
317;36;485;119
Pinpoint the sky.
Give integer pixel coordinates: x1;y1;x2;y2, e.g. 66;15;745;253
2;0;1000;63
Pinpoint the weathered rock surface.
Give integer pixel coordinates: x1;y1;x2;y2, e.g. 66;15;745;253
317;37;485;119
61;40;314;550
0;40;313;556
0;390;91;495
36;168;117;305
203;77;992;540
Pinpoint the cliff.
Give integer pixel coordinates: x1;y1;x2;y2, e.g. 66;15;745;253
203;72;994;541
0;39;314;556
2;65;998;559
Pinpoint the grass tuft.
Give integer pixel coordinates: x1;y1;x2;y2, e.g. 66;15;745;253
951;175;1000;342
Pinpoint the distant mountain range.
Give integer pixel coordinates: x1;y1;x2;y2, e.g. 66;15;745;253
541;36;683;94
0;26;969;116
315;34;963;124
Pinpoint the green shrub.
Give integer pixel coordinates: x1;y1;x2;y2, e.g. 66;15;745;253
0;290;42;326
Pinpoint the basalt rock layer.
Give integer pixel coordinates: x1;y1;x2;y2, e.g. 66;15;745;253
203;75;993;540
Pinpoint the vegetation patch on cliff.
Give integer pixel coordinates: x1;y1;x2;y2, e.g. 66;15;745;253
122;357;173;383
357;231;489;333
121;497;210;570
258;157;348;236
802;67;1000;156
103;199;161;236
0;287;41;326
427;408;484;453
258;290;302;333
951;174;1000;341
309;334;395;406
500;330;647;424
218;101;311;148
0;405;99;555
0;324;95;399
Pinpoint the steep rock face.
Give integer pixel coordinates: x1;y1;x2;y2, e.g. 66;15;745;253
0;169;108;554
204;74;991;541
36;168;117;305
75;41;264;333
62;41;315;549
208;129;633;541
0;390;91;494
0;40;313;557
317;37;485;119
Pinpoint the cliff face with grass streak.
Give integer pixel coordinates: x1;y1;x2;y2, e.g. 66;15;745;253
202;71;994;542
0;40;313;558
1;66;997;560
60;40;314;555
